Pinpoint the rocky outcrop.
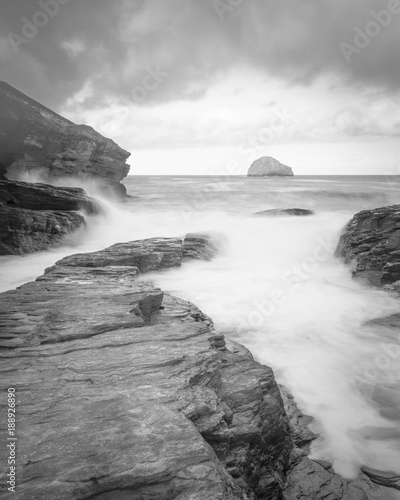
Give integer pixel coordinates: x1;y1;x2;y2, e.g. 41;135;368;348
0;233;389;499
361;467;400;491
283;454;371;500
247;157;294;177
0;179;99;255
254;208;314;217
335;205;400;287
0;81;130;196
0;234;292;499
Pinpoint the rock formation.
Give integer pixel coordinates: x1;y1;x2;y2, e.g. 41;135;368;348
0;81;132;255
0;233;382;499
0;81;130;196
254;208;314;217
335;205;400;495
335;205;400;287
247;156;294;177
0;179;99;255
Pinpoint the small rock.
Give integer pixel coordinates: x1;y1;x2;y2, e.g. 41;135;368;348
254;208;314;217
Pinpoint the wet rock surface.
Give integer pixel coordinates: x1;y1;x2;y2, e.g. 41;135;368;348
336;205;400;287
0;234;292;499
0;81;130;196
0;179;98;255
283;454;371;500
0;233;388;499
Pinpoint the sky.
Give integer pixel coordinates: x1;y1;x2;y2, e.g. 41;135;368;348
1;0;400;175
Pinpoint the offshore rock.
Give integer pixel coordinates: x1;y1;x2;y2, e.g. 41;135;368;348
0;233;292;499
335;205;400;287
0;179;99;255
0;81;130;196
254;208;314;217
247;156;294;177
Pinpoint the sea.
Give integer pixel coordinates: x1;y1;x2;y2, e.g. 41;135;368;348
1;175;400;496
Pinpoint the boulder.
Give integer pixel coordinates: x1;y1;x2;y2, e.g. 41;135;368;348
335;205;400;287
248;156;294;177
254;208;314;217
0;81;130;196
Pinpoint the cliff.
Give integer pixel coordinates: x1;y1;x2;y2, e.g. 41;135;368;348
248;157;294;177
0;81;130;196
0;234;377;499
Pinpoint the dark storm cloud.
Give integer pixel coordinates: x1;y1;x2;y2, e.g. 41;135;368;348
1;0;399;110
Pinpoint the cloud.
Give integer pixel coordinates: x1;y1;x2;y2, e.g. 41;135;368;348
1;0;400;111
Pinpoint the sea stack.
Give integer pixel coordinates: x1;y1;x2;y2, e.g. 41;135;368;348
247;156;294;177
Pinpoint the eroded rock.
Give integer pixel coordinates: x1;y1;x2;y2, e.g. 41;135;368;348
0;204;84;255
0;179;99;255
0;81;130;196
335;205;400;287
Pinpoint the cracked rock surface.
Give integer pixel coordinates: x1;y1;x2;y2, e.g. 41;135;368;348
0;233;385;499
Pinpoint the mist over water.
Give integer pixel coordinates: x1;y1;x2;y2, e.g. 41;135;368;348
1;175;400;493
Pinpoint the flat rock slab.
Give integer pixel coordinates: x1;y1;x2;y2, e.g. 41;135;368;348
0;234;292;499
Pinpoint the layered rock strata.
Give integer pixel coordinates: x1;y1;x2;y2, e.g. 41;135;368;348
336;205;400;494
0;234;291;499
0;81;130;196
0;234;382;499
336;205;400;287
0;179;99;255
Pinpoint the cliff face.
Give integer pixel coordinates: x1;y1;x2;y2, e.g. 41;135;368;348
0;81;130;196
335;205;400;287
248;156;294;177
